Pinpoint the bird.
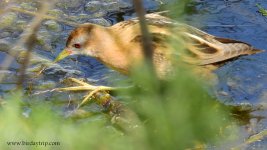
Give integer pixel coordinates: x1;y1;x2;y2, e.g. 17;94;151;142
55;13;263;78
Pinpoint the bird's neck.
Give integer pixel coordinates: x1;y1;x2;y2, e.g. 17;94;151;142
90;26;143;74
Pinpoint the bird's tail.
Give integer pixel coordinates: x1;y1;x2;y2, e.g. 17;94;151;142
248;48;264;54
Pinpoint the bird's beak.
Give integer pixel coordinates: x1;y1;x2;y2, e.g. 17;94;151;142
54;49;73;63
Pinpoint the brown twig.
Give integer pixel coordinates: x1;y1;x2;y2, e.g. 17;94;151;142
16;2;54;89
133;0;154;65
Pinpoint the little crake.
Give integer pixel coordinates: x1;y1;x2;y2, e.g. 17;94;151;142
55;13;263;77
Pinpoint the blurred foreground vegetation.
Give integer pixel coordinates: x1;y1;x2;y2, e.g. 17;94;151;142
0;67;235;150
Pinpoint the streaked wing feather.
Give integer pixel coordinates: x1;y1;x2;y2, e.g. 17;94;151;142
129;13;263;65
176;24;262;65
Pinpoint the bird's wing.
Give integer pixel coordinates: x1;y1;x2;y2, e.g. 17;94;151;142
175;23;262;65
143;13;263;65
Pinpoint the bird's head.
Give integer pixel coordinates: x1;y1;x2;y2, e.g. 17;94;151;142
55;23;99;62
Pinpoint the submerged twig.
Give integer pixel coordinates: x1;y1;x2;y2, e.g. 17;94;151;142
57;78;117;91
32;76;132;111
78;88;105;108
32;78;131;108
32;78;123;95
232;129;267;150
54;85;115;92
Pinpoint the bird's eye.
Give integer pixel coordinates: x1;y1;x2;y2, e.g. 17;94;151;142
73;44;81;49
